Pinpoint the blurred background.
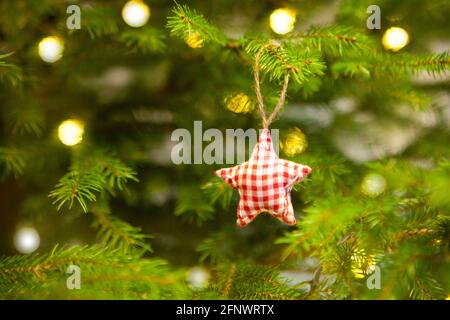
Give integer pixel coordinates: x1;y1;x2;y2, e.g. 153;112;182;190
0;0;449;299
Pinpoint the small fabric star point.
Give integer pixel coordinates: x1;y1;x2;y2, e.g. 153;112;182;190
215;129;311;227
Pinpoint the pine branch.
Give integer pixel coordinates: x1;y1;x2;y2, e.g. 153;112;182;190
222;263;236;297
276;194;362;260
0;244;189;299
331;60;371;78
428;159;450;209
243;38;326;84
166;2;228;46
118;28;166;54
392;51;450;76
0;142;62;179
0;146;26;178
395;228;435;242
196;231;234;263
334;51;450;79
276;229;312;261
0;52;23;86
3;103;45;136
90;202;152;254
389;89;431;110
286;26;371;55
175;185;215;225
95;155;139;191
49;153;138;212
409;272;445;300
201;176;234;209
49;169;104;212
320;243;360;298
0;245;121;289
83;5;120;38
380;248;447;300
211;262;301;300
299;154;350;185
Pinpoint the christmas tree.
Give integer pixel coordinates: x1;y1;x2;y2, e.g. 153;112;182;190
0;0;449;300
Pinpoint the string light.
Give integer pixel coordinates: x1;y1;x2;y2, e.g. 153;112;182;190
351;249;376;279
361;173;387;197
185;32;204;49
14;227;40;254
58;119;84;146
224;93;254;114
122;0;151;28
382;27;409;52
281;127;308;157
38;36;64;63
270;8;296;35
186;266;210;289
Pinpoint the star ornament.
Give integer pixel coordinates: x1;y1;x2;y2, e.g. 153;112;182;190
215;129;311;227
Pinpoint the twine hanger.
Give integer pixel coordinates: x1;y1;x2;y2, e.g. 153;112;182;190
253;45;291;129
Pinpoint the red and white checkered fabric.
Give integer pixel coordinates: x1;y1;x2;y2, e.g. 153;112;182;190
215;128;311;227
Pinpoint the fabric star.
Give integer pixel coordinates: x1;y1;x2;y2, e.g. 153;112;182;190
215;129;311;227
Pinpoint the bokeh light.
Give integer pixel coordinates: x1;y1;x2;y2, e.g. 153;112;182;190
361;173;386;198
224;93;254;114
38;36;64;63
186;266;210;289
270;8;296;35
382;27;409;52
122;0;151;28
281;127;308;157
14;227;40;254
361;173;387;197
185;32;204;49
58;119;84;146
351;249;376;279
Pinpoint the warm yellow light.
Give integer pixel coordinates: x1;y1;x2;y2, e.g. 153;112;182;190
38;36;64;63
382;27;409;52
14;227;40;254
270;8;296;35
224;93;254;114
361;173;387;197
58;119;84;146
122;0;150;28
185;32;204;49
351;250;376;279
281;127;308;157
